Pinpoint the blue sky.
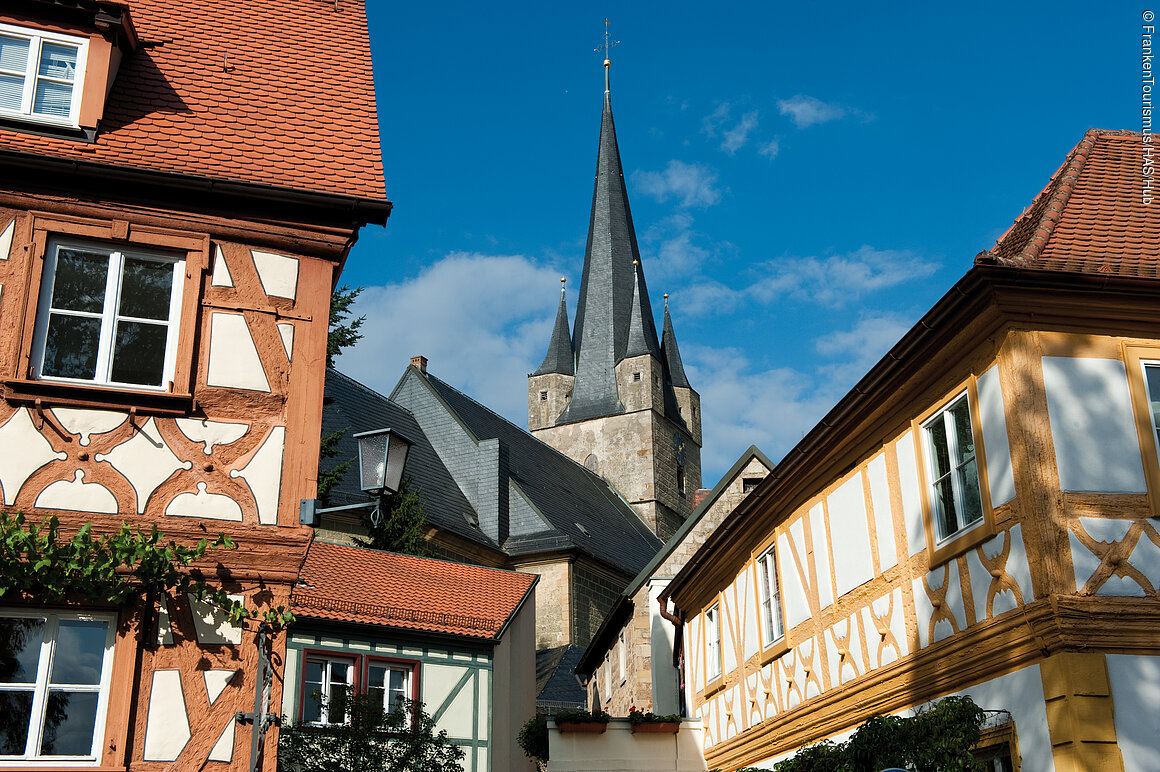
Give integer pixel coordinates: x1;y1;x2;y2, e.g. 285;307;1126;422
337;1;1137;485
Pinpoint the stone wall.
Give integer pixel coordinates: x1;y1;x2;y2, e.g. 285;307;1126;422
573;558;630;649
528;372;574;431
515;559;573;649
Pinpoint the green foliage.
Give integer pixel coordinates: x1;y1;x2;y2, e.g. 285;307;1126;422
327;284;365;369
517;714;548;767
0;512;293;627
551;708;612;724
279;694;464;772
626;706;682;725
772;695;988;772
356;477;429;556
317;285;364;501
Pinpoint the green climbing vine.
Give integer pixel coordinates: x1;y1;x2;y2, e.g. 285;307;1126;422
0;511;294;627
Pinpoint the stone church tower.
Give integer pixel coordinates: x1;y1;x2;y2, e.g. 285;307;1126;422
529;59;702;541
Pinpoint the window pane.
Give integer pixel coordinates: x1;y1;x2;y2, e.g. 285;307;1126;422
958;456;984;528
51;249;109;313
110;321;167;386
950;397;975;465
0;617;45;684
367;665;386;689
0;691;33;755
927;417;952;479
40;690;98;757
934;477;958;539
0;35;30;72
0;73;23;112
119;258;174;321
41;314;100;379
32;79;72;118
37;43;76;81
50;620;106;686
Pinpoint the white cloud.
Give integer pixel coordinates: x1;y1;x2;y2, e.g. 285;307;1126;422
684;344;839;480
777;94;850;129
632;160;722;208
702;101;732;138
758;139;780;159
336;252;562;421
814;313;915;390
721;110;759;155
749;246;939;307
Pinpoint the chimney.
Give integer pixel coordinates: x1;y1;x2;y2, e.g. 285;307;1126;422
410;355;428;374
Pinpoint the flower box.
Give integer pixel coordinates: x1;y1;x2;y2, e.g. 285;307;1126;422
631;721;680;734
556;720;607;734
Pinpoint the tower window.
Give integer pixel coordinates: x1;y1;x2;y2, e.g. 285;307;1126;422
633;372;641;382
742;478;761;493
540;391;548;401
677;464;686;497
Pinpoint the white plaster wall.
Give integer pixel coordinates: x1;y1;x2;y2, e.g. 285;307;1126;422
977;365;1016;507
1041;356;1147;493
206;312;270;392
1107;654;1160;771
827;474;874;597
143;670;192;761
548;719;708;771
779;522;811;630
867;453;898;571
808;503;834;610
493;586;537;772
896;431;926;556
648;580;681;715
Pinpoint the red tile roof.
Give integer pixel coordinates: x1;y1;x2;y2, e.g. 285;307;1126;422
292;542;537;640
987;129;1160;277
0;0;385;201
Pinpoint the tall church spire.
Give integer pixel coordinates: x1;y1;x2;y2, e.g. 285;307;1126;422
558;54;661;424
534;278;574;376
661;295;690;389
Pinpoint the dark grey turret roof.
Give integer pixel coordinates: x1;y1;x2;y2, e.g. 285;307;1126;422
559;85;662;424
661;300;691;390
533;286;574;376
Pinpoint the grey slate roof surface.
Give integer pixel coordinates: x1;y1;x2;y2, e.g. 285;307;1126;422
533;287;574;376
395;368;663;576
661;303;691;390
321;370;494;548
535;644;588;708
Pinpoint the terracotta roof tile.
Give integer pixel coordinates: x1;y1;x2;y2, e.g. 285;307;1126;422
987;130;1160;277
292;542;537;640
0;0;385;201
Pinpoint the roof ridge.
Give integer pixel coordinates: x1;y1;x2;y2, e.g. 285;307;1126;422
307;539;536;579
988;129;1099;267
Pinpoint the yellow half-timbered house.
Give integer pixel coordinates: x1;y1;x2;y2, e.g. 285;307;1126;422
661;129;1160;772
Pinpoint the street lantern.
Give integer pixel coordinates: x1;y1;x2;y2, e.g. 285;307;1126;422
353;428;411;496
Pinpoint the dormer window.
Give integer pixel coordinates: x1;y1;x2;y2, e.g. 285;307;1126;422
0;24;87;128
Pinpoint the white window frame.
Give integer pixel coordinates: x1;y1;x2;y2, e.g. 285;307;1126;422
705;603;721;681
0;23;88;128
366;660;413;713
29;238;185;391
0;608;116;765
301;655;356;726
757;546;784;646
1139;360;1160;463
617;630;626;684
921;391;984;544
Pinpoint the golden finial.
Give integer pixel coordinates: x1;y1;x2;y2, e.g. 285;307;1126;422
561;276;567;285
664;293;669;307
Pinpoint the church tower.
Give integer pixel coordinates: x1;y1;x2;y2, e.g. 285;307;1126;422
529;56;702;541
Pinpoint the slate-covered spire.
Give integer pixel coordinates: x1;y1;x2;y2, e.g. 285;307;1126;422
661;295;690;388
559;59;661;424
624;260;651;358
534;278;574;376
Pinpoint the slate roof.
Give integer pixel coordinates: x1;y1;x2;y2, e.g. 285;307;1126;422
535;644;587;709
533;286;574;376
321;370;492;548
409;368;663;575
293;542;536;641
986;129;1159;275
0;0;385;201
661;301;691;390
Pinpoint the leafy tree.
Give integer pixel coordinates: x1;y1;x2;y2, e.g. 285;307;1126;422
772;695;988;772
356;477;429;556
0;511;292;626
279;694;464;772
318;285;365;501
